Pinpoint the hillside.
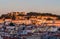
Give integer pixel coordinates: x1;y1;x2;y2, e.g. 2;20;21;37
0;12;60;20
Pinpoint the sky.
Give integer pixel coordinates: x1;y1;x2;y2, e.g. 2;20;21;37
0;0;60;15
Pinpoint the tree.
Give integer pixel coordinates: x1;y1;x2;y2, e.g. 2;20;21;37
46;18;53;20
9;22;15;26
12;14;16;20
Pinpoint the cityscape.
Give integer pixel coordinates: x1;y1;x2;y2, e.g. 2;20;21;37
0;12;60;39
0;0;60;39
0;12;60;26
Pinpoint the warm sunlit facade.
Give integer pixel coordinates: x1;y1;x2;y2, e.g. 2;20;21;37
0;12;60;26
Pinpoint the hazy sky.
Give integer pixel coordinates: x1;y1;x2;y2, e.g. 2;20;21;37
0;0;60;15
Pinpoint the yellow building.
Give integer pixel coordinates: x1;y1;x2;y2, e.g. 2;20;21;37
0;19;4;23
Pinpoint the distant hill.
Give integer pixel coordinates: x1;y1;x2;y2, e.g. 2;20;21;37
0;12;60;20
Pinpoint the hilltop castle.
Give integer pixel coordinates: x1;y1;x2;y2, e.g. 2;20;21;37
0;12;60;26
